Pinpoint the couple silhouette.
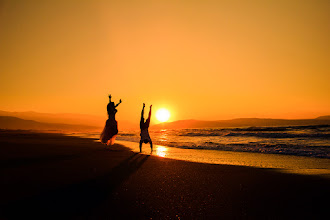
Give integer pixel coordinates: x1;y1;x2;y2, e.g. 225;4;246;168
100;95;153;153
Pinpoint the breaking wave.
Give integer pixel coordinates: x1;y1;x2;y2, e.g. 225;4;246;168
113;125;330;158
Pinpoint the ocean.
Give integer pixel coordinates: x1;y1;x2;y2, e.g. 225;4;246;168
81;124;330;159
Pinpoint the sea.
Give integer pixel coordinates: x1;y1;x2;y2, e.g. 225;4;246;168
80;124;330;159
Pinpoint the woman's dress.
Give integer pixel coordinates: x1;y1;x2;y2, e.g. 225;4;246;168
100;102;118;145
100;118;118;145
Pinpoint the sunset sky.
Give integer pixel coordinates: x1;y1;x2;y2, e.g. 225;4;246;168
1;0;329;123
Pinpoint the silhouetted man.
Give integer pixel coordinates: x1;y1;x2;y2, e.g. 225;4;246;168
139;103;152;153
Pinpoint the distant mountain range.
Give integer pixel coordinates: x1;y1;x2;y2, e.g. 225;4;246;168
0;110;329;131
315;115;330;120
0;116;100;132
152;116;330;129
0;110;137;131
0;110;105;126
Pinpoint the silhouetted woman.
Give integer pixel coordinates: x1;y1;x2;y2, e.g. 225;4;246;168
100;94;122;145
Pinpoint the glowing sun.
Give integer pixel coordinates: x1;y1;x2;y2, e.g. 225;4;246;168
156;108;170;122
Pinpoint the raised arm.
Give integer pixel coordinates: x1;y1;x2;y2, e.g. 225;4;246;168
144;105;152;127
148;105;152;120
141;103;145;120
115;99;122;108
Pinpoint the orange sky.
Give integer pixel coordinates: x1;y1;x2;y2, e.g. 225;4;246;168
0;0;329;123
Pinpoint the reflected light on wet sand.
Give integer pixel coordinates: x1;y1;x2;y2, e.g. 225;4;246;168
155;146;167;157
117;140;330;178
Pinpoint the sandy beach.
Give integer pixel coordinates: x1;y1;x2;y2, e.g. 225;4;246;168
0;130;329;219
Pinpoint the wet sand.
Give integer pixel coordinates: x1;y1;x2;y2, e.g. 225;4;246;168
0;130;329;219
120;140;330;177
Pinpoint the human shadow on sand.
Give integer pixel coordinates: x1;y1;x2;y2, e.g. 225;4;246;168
2;152;149;219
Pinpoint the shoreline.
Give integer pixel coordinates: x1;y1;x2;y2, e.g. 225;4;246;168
117;140;330;178
1;130;329;219
80;129;330;159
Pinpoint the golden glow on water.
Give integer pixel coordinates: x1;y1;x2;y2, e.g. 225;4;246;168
159;129;168;142
156;146;167;157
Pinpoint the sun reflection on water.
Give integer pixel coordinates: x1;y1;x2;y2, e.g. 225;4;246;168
159;129;168;142
156;146;168;157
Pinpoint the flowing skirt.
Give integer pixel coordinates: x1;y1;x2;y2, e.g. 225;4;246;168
100;119;118;145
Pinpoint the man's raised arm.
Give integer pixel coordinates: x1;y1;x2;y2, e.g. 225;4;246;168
141;103;145;120
148;105;152;120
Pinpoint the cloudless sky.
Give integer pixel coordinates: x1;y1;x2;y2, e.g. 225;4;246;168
0;0;329;123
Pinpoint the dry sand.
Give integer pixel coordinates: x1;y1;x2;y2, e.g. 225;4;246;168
0;130;329;219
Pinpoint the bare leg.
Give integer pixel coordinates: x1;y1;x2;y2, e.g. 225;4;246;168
150;140;153;152
139;140;143;153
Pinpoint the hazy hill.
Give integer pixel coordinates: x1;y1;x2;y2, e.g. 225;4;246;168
152;117;330;129
0;110;105;126
315;115;330;120
0;116;100;132
0;110;137;130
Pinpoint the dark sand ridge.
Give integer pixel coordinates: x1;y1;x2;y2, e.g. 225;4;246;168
0;130;329;219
